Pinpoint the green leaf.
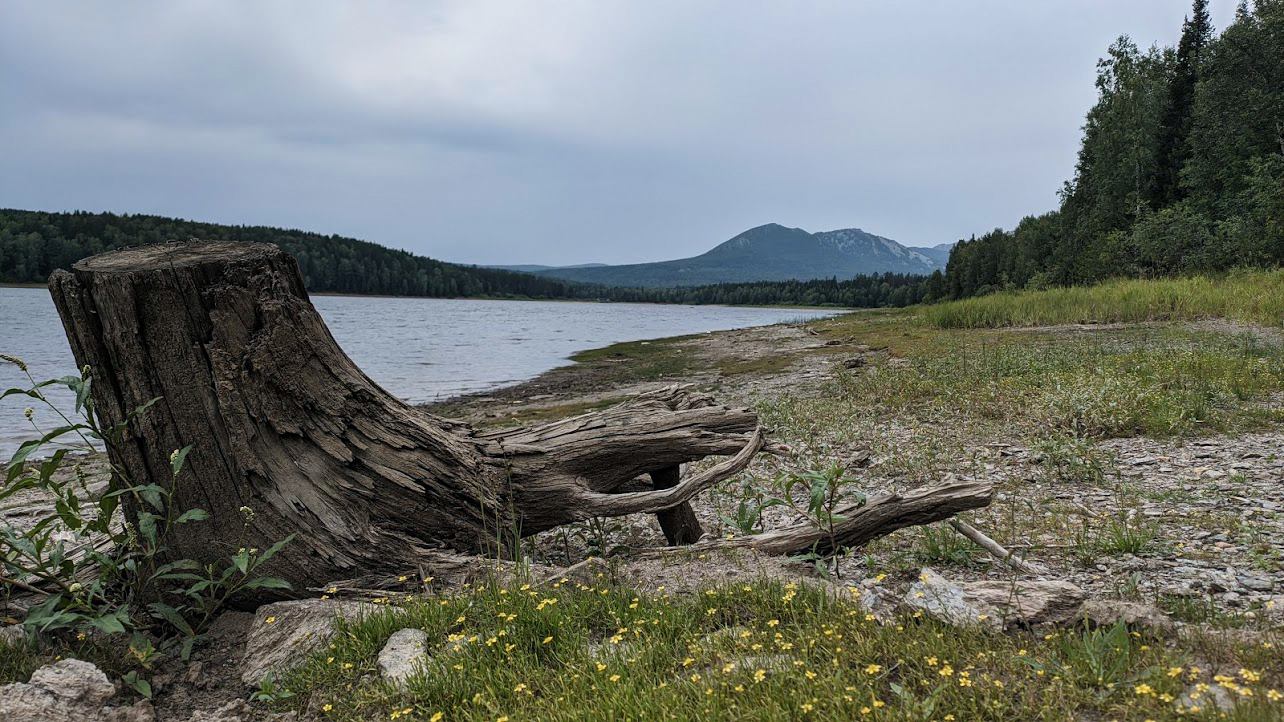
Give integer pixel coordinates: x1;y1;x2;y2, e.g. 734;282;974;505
170;446;193;478
38;449;68;484
254;534;296;566
122;672;152;699
242;577;292;591
137;512;159;545
73;376;92;414
90;612;127;635
808;476;829;516
147;602;194;636
174;508;208;524
135;484;167;513
184;580;212;595
129;397;161;420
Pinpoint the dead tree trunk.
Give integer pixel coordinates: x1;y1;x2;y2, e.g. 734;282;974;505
47;242;991;602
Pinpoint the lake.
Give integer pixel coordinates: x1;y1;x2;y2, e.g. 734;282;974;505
0;287;832;457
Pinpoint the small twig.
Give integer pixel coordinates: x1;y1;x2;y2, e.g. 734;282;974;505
1071;501;1101;519
948;519;1046;575
0;574;52;597
535;556;606;587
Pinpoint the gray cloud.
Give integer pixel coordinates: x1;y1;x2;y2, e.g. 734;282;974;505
0;1;1240;265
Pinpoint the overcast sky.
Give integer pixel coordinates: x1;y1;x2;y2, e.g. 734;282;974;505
0;2;1239;266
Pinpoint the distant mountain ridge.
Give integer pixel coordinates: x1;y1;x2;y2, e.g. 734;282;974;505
526;223;943;287
485;263;608;273
906;242;956;267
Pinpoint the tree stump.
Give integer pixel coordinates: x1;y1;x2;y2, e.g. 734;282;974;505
47;241;992;604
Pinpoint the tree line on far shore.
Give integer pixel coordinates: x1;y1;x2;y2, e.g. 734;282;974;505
943;1;1284;298
0;208;934;308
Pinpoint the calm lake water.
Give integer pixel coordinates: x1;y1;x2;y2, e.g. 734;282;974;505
0;287;831;457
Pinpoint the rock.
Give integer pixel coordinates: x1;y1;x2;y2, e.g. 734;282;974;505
240;598;377;688
588;638;641;663
729;655;794;673
1236;573;1275;592
175;699;255;722
855;586;897;624
697;626;750;649
1178;683;1235;714
905;570;1086;629
378;628;429;687
962;579;1087;627
0;658;152;722
104;701;157;722
183;662;208;690
903;569;1001;629
1077;600;1172;630
0;624;27;646
842;357;866;369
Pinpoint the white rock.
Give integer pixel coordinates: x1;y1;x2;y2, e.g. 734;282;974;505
0;658;153;722
240;598;378;688
962;579;1087;627
904;569;1001;629
378;628;429;687
905;569;1087;629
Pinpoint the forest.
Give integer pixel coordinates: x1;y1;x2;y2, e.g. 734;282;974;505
0;208;932;308
942;0;1284;298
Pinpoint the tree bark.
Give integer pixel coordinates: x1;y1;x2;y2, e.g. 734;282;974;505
46;241;991;603
649;466;704;545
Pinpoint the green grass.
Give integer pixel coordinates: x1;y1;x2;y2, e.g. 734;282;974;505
760;326;1284;444
568;336;700;381
925;270;1284;330
263;577;1284;721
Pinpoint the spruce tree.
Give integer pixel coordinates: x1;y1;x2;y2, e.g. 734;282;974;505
1152;0;1213;207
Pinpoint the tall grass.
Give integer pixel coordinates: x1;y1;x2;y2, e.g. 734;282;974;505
926;270;1284;329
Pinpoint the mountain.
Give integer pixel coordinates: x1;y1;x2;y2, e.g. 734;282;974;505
907;242;956;267
484;263;608;273
529;224;940;287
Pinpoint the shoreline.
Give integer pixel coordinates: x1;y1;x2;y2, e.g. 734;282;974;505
5;282;849;313
423;316;855;426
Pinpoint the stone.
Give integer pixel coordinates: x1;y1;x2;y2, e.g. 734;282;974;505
903;569;1001;629
240;598;377;688
905;569;1087;629
697;626;750;650
175;699;255;722
104;700;158;722
855;586;897;624
0;624;26;646
1177;683;1235;714
961;579;1087;627
1077;600;1172;630
378;628;429;687
1236;573;1275;592
0;658;152;722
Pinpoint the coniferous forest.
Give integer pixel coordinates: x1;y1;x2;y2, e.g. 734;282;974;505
943;1;1284;298
0;208;932;308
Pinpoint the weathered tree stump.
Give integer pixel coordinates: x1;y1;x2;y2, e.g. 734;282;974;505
47;241;991;604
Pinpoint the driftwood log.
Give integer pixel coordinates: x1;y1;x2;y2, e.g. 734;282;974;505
47;242;992;603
